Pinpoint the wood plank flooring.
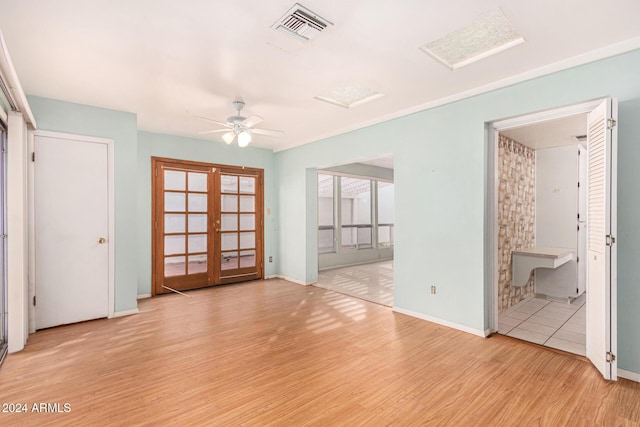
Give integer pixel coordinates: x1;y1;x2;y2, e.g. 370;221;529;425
0;278;638;426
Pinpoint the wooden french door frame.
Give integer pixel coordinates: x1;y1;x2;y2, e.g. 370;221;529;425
152;157;264;295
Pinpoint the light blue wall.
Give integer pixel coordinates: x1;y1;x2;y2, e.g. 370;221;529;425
137;131;278;295
27;95;139;313
275;49;640;374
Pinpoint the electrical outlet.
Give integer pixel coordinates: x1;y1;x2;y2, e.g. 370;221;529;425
269;256;273;263
431;285;436;295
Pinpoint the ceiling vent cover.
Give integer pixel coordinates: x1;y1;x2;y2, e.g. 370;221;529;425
272;3;333;43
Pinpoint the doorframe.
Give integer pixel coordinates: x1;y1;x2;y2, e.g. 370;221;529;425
151;156;265;295
28;130;116;330
485;98;608;333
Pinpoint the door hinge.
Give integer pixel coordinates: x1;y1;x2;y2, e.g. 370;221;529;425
577;224;580;231
606;235;616;246
606;351;616;363
31;152;35;162
576;256;579;263
607;118;617;129
33;295;36;306
577;181;580;188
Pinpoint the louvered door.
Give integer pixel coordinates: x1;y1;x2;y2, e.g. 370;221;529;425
585;98;617;380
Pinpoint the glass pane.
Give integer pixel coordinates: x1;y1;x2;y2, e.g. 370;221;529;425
318;229;334;253
165;192;185;212
165;214;185;233
378;225;394;248
221;252;238;270
188;193;207;212
239;214;254;230
318;175;334;226
357;226;373;249
164;256;185;277
222;195;237;212
319;197;334;227
188;214;207;233
221;175;238;193
239;177;255;194
221;214;238;231
341;227;357;251
221;233;238;251
240;250;256;268
165;170;185;191
188;254;207;274
378;182;394;224
188;234;207;253
188;172;207;192
240;195;255;212
341;177;371;225
240;232;255;249
164;235;185;255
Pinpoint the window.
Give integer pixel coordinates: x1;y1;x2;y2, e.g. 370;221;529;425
318;172;394;254
377;182;394;248
341;177;372;250
318;174;335;253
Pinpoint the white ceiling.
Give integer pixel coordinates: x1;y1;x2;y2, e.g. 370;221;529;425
1;1;639;152
501;113;588;150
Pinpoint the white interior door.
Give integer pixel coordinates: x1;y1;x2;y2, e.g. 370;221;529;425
586;98;617;380
35;134;111;329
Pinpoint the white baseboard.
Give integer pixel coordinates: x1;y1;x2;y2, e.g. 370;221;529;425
264;275;278;279
136;294;151;300
393;306;489;338
276;275;316;286
618;369;640;383
112;308;139;318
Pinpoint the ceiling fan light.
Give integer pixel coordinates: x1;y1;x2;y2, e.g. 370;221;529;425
222;131;235;144
238;131;252;147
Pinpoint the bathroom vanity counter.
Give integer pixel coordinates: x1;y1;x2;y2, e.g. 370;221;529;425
512;247;574;287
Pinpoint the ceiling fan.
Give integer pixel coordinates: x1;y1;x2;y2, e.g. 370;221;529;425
198;100;283;147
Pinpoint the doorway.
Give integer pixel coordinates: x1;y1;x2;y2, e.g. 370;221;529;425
152;157;264;295
487;98;617;380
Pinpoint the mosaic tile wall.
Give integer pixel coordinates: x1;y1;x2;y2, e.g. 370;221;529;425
498;134;536;312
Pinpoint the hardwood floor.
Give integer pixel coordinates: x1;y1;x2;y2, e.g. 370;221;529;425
0;278;638;426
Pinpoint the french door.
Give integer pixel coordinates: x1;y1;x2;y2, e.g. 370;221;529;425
152;158;263;294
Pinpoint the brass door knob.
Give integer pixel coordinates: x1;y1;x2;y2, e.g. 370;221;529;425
98;237;106;244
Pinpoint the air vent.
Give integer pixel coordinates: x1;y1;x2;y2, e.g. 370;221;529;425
574;135;588;142
272;3;333;43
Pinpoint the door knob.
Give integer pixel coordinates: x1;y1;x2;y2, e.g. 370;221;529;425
98;237;106;244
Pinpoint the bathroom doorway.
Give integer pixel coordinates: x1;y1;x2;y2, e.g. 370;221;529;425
486;98;618;380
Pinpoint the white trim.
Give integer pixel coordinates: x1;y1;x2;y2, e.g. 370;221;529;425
491;99;604;131
393;306;490;338
0;30;36;129
275;35;640;153
618;369;640;383
112;308;139;318
264;275;278;279
7;112;28;353
31;130;116;325
485;98;610;335
137;294;151;300
277;275;316;286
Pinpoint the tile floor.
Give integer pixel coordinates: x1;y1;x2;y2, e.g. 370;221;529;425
315;260;393;307
498;293;586;356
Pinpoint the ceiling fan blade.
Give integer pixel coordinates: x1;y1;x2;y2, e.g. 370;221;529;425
197;116;231;128
198;129;230;135
251;128;284;136
242;115;263;128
